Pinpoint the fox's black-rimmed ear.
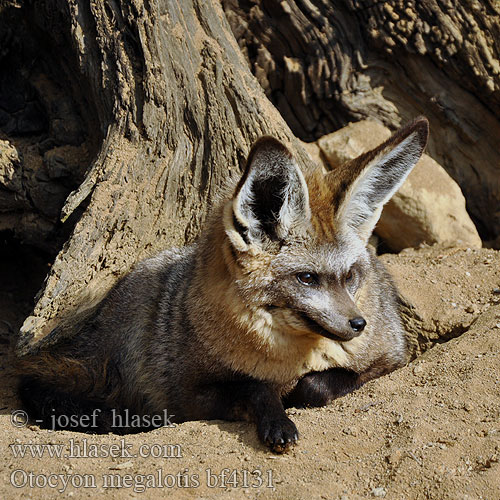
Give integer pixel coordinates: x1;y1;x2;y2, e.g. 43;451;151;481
331;117;429;243
226;137;310;249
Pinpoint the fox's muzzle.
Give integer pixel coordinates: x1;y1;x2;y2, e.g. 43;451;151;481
298;311;366;342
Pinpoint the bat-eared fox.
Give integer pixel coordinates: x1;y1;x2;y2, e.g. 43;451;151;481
18;117;428;452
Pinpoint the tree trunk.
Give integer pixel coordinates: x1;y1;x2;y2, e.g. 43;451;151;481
222;0;500;243
1;0;498;354
8;0;311;354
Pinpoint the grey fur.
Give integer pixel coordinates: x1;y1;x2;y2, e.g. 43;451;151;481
18;118;429;452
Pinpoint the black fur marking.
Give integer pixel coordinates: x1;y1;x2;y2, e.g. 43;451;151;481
19;377;117;433
232;213;249;244
284;368;362;408
189;377;298;453
236;136;307;244
249;174;287;241
19;377;173;434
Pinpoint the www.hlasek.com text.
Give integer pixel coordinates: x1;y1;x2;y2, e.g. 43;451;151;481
10;438;183;460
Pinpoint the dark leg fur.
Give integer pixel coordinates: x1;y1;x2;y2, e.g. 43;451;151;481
190;378;298;453
19;377;132;434
284;368;362;409
20;376;297;452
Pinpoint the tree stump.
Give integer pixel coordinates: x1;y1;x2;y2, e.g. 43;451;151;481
0;0;498;354
223;0;500;242
7;0;311;354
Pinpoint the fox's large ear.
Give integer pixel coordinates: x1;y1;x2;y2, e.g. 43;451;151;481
226;137;310;249
332;117;429;243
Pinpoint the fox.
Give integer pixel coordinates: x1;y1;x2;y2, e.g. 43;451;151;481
17;117;428;452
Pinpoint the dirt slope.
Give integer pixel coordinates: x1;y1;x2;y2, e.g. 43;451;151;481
1;245;499;499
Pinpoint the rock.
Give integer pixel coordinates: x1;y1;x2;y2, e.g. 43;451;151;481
16;101;48;135
0;72;26;113
44;145;89;184
0;108;10;127
44;153;70;179
300;139;324;171
317;120;482;252
317;119;391;167
371;487;387;497
378;154;482;251
0;139;23;194
0;140;33;233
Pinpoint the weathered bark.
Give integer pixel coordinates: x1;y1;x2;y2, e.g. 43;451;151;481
2;0;499;353
222;0;500;243
10;0;313;354
0;2;99;252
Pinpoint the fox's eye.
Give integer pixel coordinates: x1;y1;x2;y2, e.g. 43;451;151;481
345;269;353;282
297;272;318;286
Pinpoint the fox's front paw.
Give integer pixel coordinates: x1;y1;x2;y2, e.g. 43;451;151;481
258;416;299;453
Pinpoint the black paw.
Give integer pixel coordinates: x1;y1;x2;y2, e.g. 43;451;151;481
284;368;361;409
258;416;299;453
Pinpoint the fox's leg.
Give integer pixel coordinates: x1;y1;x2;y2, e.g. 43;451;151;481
188;379;298;453
283;368;361;409
18;376;118;433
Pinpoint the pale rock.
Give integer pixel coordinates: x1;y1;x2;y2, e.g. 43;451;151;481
0;139;23;193
300;139;324;171
317;120;482;251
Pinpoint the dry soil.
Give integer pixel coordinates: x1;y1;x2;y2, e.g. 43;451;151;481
1;244;499;500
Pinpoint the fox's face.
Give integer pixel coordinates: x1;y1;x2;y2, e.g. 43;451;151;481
223;118;428;343
263;233;371;342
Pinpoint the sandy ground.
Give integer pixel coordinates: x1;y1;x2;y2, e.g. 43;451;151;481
1;243;499;499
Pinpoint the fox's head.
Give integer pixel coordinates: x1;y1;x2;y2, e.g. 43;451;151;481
223;118;428;343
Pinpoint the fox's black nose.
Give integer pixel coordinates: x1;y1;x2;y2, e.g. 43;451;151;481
349;317;366;332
